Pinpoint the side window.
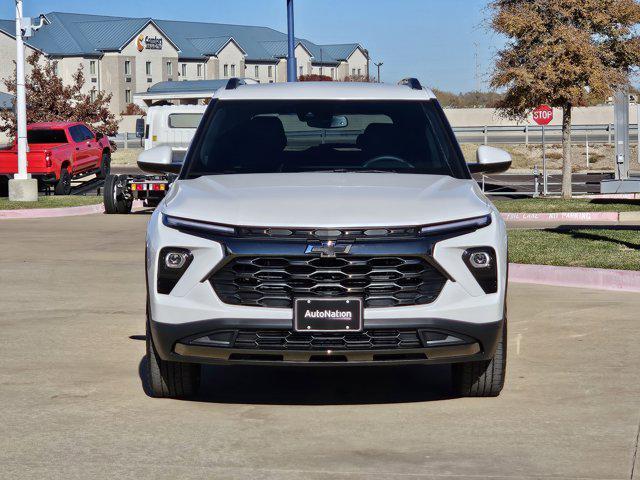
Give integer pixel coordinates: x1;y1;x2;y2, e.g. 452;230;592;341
69;126;84;142
79;125;94;140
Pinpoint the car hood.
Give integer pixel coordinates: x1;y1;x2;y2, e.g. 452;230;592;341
162;173;491;228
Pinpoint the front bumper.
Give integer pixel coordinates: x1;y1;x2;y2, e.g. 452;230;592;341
149;316;504;366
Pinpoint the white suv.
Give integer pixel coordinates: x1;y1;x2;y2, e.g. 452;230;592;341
142;78;511;399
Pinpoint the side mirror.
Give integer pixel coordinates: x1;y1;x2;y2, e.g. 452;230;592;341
467;146;512;174
135;118;145;139
137;146;183;174
95;132;104;140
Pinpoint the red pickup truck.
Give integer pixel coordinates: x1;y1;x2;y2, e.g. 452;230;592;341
0;122;111;195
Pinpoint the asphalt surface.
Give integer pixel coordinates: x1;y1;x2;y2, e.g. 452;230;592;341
1;213;640;479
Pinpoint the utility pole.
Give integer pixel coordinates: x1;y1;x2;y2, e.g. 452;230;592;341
374;62;383;83
286;0;297;82
9;1;44;201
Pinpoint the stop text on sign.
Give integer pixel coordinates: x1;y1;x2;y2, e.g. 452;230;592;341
532;105;554;126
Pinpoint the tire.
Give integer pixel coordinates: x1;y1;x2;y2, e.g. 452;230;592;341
103;174;132;214
146;307;200;399
96;152;111;180
54;167;72;195
0;176;8;197
452;320;507;397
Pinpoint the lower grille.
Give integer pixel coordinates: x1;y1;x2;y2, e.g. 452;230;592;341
234;329;422;351
209;256;447;308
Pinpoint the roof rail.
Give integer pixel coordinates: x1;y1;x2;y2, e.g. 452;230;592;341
399;78;423;91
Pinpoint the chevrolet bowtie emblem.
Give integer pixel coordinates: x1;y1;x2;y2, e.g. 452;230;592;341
305;241;352;257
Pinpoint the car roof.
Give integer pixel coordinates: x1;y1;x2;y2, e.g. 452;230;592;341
214;81;436;101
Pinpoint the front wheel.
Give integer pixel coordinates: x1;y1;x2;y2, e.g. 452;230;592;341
103;174;132;214
452;320;507;397
146;319;200;399
54;168;72;195
96;152;111;180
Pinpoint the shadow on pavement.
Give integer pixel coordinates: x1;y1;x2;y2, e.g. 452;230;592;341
137;356;456;405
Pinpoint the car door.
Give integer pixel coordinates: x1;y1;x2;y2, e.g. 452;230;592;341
79;125;102;169
68;125;89;172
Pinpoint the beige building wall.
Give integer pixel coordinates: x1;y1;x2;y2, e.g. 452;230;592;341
217;41;245;79
346;48;369;78
294;44;312;78
311;65;338;79
120;23;179;96
245;62;278;83
0;32;39;88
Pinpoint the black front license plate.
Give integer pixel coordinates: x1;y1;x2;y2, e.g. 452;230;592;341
294;298;363;333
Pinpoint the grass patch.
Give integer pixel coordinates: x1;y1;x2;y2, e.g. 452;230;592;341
494;198;640;213
0;195;103;210
111;148;142;166
508;228;640;271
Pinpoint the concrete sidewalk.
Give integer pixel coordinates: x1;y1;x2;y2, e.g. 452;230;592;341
1;214;639;479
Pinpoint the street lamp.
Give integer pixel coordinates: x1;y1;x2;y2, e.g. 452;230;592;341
9;1;45;201
374;61;383;83
286;0;297;82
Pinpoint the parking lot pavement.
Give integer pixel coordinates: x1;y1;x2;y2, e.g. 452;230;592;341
1;213;640;480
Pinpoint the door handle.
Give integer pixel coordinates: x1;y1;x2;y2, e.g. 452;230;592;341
76;147;80;151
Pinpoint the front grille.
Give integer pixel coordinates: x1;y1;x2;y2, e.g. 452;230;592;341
209;256;447;308
234;329;423;350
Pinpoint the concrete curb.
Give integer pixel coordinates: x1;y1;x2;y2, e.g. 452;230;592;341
509;263;640;293
501;211;620;222
0;203;105;219
0;200;145;219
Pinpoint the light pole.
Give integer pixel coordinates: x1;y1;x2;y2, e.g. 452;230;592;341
9;1;44;201
286;0;297;82
374;61;383;83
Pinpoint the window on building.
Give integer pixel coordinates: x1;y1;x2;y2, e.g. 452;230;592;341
124;60;131;76
331;68;335;79
167;62;173;76
89;61;96;75
352;68;356;76
254;65;259;78
52;61;59;76
358;68;362;76
223;64;228;77
90;90;96;102
230;64;236;76
299;65;303;77
146;61;152;76
268;65;273;78
125;89;131;103
197;64;203;77
181;63;187;76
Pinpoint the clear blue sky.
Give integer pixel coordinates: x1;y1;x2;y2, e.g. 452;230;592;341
0;0;503;92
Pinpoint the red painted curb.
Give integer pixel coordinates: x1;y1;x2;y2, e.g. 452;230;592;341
501;212;619;223
509;263;640;293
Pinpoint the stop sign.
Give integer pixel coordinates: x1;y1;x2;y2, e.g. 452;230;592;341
532;105;554;125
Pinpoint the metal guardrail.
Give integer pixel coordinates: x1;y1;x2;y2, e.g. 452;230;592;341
453;123;639;145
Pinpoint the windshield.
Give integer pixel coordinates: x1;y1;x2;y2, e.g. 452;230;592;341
27;129;68;144
182;100;468;179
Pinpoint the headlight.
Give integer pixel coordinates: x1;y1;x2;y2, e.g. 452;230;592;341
420;214;491;236
162;214;235;236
